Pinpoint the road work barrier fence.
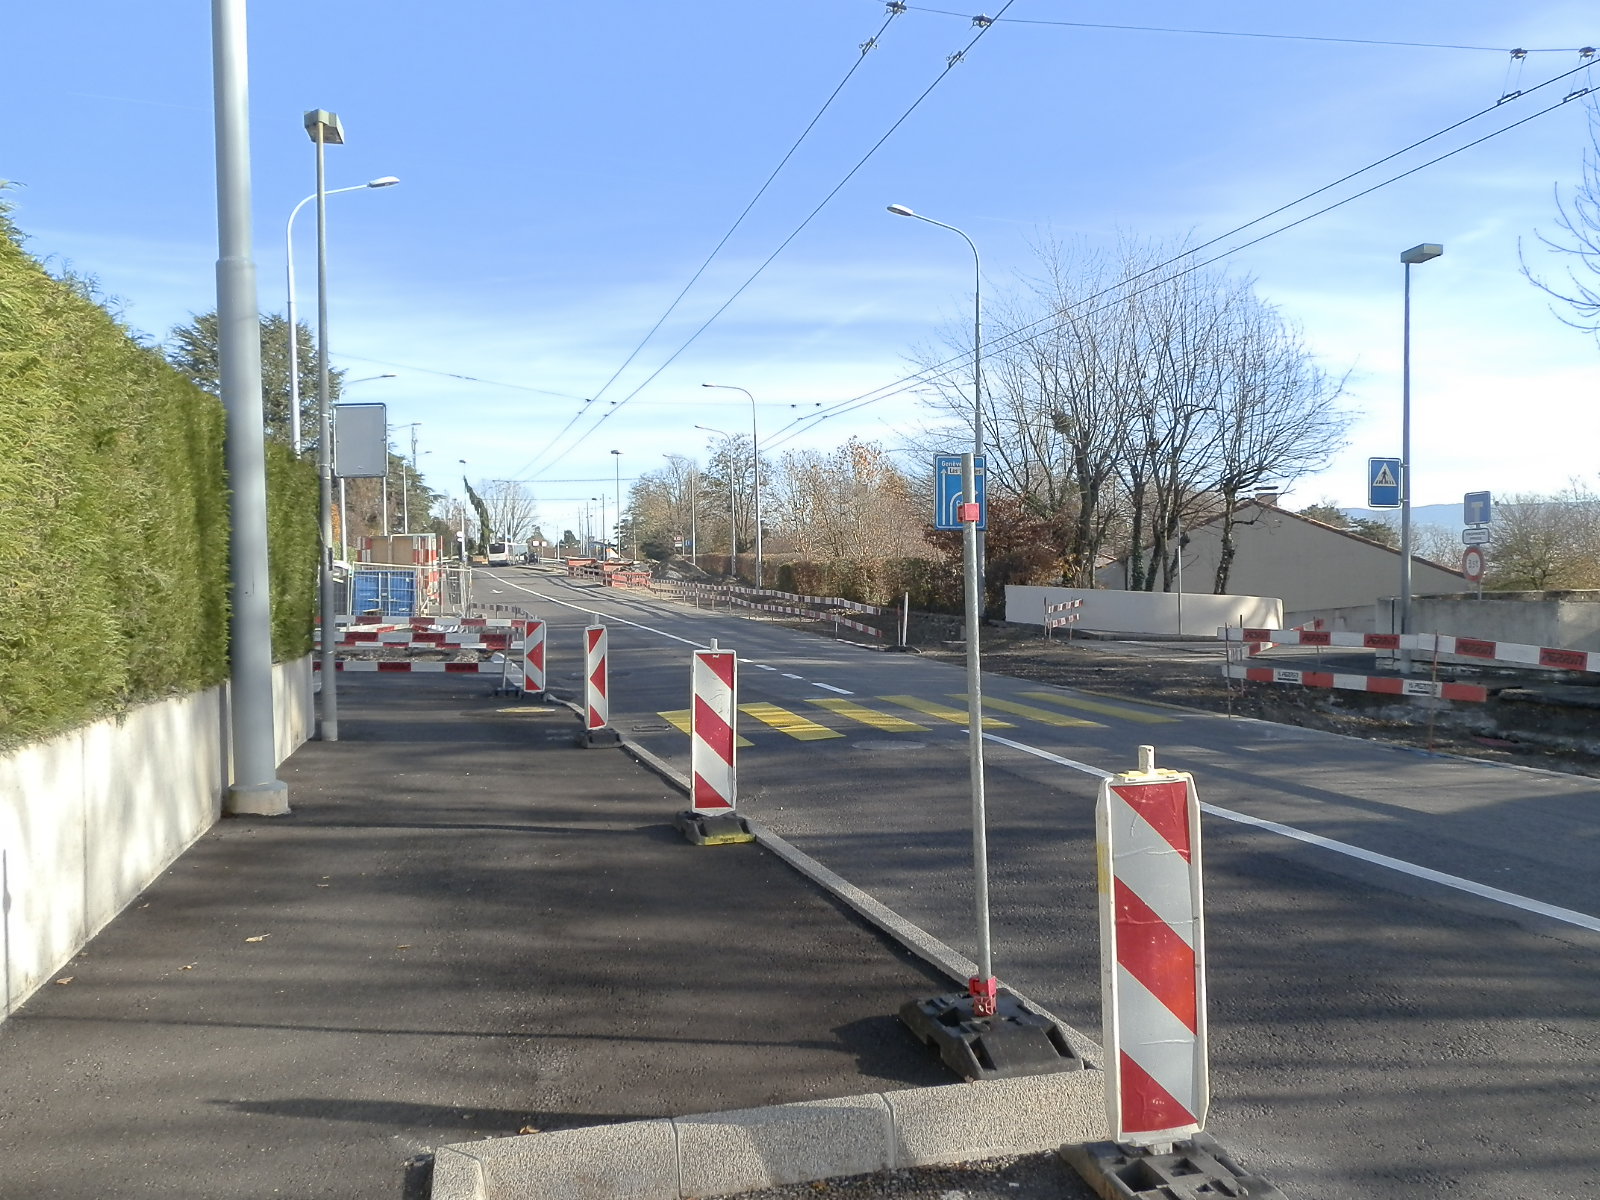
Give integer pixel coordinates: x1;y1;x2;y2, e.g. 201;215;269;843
1044;596;1082;639
658;581;890;640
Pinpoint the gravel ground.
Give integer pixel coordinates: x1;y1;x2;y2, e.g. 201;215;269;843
733;1150;1102;1199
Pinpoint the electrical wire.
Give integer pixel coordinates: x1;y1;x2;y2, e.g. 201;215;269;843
333;353;585;400
523;0;1021;482
502;4;905;483
759;63;1598;453
888;5;1594;55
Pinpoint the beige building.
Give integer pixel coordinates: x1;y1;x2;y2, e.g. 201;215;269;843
1096;499;1472;628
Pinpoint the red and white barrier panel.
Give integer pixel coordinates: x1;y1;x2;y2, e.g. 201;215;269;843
333;631;517;648
522;620;547;696
313;660;500;673
691;648;738;811
584;622;609;732
1097;751;1208;1145
1223;663;1488;702
729;596;887;638
1046;597;1083;630
1222;626;1599;674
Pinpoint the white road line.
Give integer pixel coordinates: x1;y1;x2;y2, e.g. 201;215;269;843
981;731;1600;934
812;682;854;695
781;673;804;680
493;580;706;647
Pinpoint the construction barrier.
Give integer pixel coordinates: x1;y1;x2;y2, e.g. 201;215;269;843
1223;664;1488;702
690;647;737;811
314;660;501;674
522;619;547;697
1045;596;1082;637
1221;625;1599;673
1097;747;1207;1145
582;621;610;736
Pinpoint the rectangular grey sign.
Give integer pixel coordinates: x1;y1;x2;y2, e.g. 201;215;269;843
333;403;388;478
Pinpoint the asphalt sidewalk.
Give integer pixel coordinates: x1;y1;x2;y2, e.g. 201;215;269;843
0;672;995;1200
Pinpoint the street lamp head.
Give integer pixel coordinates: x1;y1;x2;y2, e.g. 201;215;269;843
1401;243;1443;265
611;449;622;456
700;383;717;389
303;109;345;145
366;176;400;188
886;203;915;217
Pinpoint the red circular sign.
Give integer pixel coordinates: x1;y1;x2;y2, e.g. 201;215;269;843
1461;546;1486;583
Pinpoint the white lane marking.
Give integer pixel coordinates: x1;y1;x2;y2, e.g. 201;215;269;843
813;682;854;695
781;673;804;680
983;732;1111;779
981;732;1600;934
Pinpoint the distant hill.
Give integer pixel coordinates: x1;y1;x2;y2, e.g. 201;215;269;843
1340;503;1460;528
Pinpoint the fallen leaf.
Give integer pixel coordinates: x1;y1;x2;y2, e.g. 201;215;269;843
517;1126;539;1135
395;944;412;950
315;883;330;888
244;934;269;943
180;963;197;971
54;976;73;985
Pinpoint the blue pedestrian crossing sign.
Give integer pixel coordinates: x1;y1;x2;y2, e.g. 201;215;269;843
934;453;986;530
1367;457;1402;508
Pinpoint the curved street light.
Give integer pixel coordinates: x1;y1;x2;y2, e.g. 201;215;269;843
702;384;761;586
285;176;398;453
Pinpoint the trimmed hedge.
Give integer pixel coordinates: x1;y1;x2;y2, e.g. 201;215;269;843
0;202;318;750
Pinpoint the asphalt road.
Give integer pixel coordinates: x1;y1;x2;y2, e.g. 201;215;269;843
481;567;1600;1200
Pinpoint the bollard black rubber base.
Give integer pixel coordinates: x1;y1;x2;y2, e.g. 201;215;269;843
898;988;1084;1081
574;727;621;748
672;809;756;846
1060;1134;1287;1200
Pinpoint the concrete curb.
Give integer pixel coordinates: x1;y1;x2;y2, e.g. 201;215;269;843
430;1071;1107;1200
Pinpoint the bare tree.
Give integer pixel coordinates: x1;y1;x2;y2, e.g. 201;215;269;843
1522;104;1600;338
1487;482;1600;589
484;481;540;544
767;438;922;561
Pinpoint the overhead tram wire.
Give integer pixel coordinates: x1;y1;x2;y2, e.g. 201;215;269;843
884;5;1595;55
758;60;1600;453
525;0;1021;482
503;4;906;485
333;353;585;400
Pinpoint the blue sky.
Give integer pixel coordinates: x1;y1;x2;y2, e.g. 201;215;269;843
9;2;1598;540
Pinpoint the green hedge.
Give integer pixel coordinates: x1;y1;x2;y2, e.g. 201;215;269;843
0;202;318;750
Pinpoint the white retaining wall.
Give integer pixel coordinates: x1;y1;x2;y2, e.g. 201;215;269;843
1006;586;1282;636
1;656;313;1020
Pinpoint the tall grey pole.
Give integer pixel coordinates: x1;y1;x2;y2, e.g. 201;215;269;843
1399;261;1414;672
690;467;698;568
311;110;341;740
210;0;289;815
961;452;994;1006
405;424;418;534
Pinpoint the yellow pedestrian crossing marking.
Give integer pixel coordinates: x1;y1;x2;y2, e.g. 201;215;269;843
658;710;753;747
881;695;1014;728
739;702;844;741
1018;690;1178;724
954;694;1104;728
807;697;929;732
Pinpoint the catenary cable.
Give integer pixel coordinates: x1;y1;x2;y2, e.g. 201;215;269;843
522;0;1021;482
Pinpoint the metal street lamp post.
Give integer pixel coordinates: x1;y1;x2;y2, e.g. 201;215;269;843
695;424;738;575
1399;242;1443;670
285;176;397;453
209;0;289;813
887;204;984;598
305;107;346;742
701;385;761;587
611;449;624;560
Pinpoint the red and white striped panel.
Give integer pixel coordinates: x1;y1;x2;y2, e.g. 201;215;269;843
691;649;738;812
584;623;609;731
1415;634;1600;673
313;660;498;674
1097;770;1207;1145
522;620;547;695
1223;663;1488;702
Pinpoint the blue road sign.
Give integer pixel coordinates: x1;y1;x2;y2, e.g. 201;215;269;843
1463;491;1492;526
934;453;986;530
1368;457;1402;508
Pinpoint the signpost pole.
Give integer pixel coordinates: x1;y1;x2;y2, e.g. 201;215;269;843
960;453;996;1014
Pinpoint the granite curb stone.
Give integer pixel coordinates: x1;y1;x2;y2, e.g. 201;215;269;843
430;1072;1106;1200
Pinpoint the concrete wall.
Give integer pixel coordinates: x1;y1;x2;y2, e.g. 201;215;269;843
1410;591;1600;658
1097;501;1471;613
1006;585;1281;636
1;656;313;1021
